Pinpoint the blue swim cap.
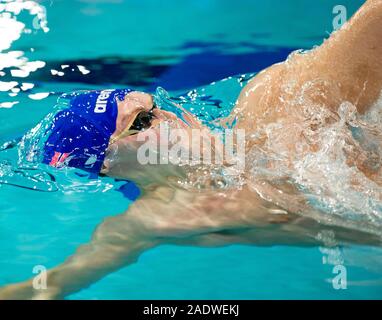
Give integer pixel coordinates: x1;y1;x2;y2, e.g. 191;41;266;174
43;89;132;174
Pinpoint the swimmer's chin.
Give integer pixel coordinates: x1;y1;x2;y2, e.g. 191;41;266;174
102;160;187;190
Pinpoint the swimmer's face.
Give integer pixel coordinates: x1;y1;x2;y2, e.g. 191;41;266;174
101;94;190;183
101;115;188;185
113;91;188;136
113;91;155;138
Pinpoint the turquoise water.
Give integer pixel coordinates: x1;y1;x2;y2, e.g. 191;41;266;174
1;0;382;300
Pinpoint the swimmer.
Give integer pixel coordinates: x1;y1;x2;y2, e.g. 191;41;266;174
1;0;382;299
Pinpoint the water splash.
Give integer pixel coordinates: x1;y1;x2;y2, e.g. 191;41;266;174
233;52;382;235
150;73;382;236
154;75;251;191
12;67;382;235
0;0;49;107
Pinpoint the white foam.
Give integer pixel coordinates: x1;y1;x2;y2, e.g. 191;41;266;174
28;92;50;100
0;101;19;108
78;65;90;75
51;69;65;76
242;71;382;233
10;69;29;78
0;80;18;91
21;82;34;91
0;0;48;94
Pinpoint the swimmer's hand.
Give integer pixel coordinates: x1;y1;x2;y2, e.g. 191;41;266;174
0;280;62;300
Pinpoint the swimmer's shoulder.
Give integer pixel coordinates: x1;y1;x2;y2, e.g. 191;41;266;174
240;62;285;97
235;62;287;127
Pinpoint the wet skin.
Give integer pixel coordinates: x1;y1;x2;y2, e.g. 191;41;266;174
1;0;382;300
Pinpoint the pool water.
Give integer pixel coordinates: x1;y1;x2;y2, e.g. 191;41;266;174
1;0;382;300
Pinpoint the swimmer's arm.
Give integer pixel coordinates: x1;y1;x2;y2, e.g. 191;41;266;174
0;206;153;299
0;185;379;299
0;188;269;300
239;0;382;118
313;0;382;112
3;184;326;300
